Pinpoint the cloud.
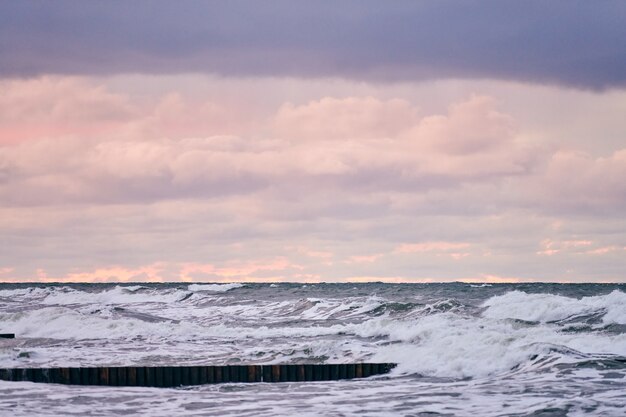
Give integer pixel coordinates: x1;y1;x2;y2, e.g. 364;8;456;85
514;149;626;215
0;77;134;144
1;76;625;283
395;242;472;260
0;78;536;206
1;1;625;89
274;97;419;141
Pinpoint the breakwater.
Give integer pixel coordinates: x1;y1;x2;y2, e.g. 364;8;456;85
0;363;396;387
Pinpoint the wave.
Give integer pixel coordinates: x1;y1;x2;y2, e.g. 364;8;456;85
1;286;625;380
482;290;626;325
187;283;244;292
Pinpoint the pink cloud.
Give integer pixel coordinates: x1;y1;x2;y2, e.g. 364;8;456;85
458;274;524;283
585;246;626;255
406;95;515;155
274;96;420;140
179;258;300;281
34;264;166;283
0;267;14;276
395;242;472;259
345;254;384;264
0;77;135;144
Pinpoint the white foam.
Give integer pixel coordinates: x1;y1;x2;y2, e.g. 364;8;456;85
187;283;244;292
482;290;626;324
40;286;191;305
359;311;626;378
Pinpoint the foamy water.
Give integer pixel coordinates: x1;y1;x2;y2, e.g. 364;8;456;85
1;283;624;416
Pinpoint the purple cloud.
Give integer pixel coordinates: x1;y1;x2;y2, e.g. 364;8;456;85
1;1;625;89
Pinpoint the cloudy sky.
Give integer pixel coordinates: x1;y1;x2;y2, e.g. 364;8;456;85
1;1;625;283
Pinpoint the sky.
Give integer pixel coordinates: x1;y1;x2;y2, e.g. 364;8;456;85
1;1;625;283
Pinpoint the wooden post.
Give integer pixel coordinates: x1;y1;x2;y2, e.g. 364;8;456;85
98;367;109;385
171;366;181;386
69;368;80;384
118;367;127;386
229;365;239;383
321;364;330;380
313;365;322;381
109;366;119;387
247;365;257;383
362;363;371;378
154;367;164;388
346;364;356;379
271;365;280;382
305;365;313;381
355;364;363;378
214;366;223;383
60;368;71;384
127;367;137;386
181;366;191;385
329;364;339;380
144;367;154;387
262;365;271;382
295;365;304;381
278;365;287;382
338;364;347;380
163;367;174;387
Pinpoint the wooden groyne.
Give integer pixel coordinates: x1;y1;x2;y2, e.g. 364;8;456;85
0;363;396;387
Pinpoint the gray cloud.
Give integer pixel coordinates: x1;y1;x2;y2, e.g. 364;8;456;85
1;1;625;89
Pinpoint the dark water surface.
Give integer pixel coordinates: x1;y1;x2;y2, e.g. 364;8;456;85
1;282;625;416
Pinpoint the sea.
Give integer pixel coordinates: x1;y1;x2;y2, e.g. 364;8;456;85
0;282;625;416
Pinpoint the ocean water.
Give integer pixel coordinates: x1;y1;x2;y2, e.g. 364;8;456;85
0;282;625;416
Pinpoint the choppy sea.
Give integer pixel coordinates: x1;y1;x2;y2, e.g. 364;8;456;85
0;282;625;416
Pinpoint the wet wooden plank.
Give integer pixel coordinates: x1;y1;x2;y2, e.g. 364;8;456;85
127;367;137;386
329;364;339;380
98;367;109;385
118;367;127;386
154;367;164;388
313;365;323;381
346;364;356;379
277;365;287;382
181;366;191;385
286;365;297;382
171;366;181;387
262;365;272;382
362;363;371;378
247;365;257;383
271;365;280;382
109;367;119;386
60;368;71;384
338;364;347;380
144;367;154;387
229;365;239;383
69;368;80;385
136;367;146;386
238;365;248;382
321;364;330;380
214;366;223;383
163;367;174;387
305;364;313;381
355;363;363;378
297;364;306;381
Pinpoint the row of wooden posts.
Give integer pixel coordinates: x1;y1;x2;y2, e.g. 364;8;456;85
0;363;396;387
